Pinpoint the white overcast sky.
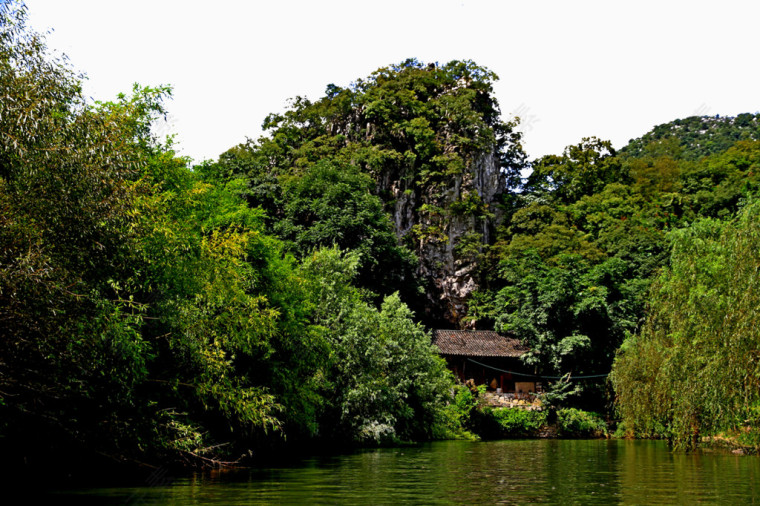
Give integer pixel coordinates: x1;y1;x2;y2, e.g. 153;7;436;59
24;0;760;163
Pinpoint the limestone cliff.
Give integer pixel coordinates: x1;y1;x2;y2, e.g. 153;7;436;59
382;150;508;324
233;59;526;325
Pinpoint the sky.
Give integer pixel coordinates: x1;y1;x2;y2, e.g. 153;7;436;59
23;0;760;164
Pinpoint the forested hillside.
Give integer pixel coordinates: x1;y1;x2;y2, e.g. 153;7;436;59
608;120;760;450
211;59;526;323
467;123;760;410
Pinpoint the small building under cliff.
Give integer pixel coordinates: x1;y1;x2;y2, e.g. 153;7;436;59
432;330;541;394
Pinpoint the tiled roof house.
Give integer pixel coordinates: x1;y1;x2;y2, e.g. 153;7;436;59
432;330;529;358
432;330;539;394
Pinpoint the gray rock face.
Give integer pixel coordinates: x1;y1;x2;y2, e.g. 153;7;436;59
381;150;506;325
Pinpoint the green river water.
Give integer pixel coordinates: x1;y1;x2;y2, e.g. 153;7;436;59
45;439;759;504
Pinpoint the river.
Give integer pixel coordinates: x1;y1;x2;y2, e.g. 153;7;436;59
46;439;759;504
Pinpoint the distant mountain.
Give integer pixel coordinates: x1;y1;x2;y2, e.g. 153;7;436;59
621;113;760;161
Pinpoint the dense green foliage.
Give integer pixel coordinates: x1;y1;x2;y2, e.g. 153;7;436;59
621;114;760;161
209;58;527;321
468;124;760;413
610;202;760;450
0;3;456;472
474;407;548;438
443;385;606;439
3;0;760;472
454;401;606;440
555;408;608;438
299;247;455;444
467;139;660;405
233;57;524;194
205;150;418;296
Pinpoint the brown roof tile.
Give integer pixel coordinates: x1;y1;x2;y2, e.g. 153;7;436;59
432;330;529;358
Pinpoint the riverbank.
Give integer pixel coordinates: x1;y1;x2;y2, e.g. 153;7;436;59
469;405;608;440
701;434;759;455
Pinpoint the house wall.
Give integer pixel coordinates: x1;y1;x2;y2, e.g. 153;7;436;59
444;356;537;393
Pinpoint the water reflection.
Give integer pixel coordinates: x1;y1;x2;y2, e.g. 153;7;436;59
617;440;760;504
47;440;760;504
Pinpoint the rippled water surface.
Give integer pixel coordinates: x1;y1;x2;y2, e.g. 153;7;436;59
49;440;759;504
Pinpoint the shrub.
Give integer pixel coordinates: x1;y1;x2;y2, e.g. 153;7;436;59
474;407;547;439
556;408;608;438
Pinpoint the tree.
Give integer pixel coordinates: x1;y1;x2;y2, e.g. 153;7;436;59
300;247;455;443
274;160;417;297
621;114;760;161
0;3;325;470
217;59;527;323
525;137;623;203
0;1;167;467
611;202;760;450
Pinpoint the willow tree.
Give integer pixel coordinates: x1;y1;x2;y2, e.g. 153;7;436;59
611;201;760;450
